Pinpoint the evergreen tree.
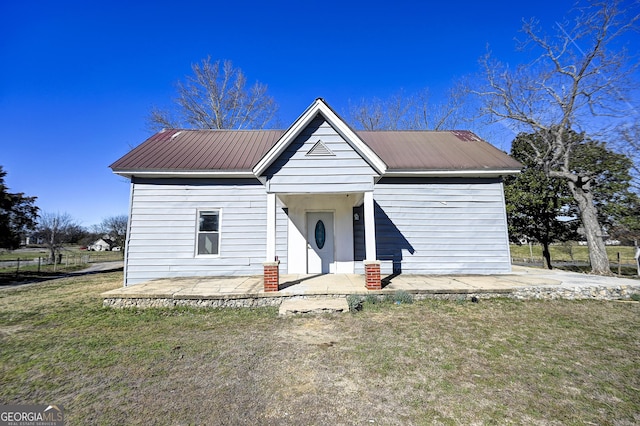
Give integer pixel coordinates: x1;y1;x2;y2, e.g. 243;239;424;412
505;134;578;269
0;166;39;249
569;139;640;244
505;131;638;268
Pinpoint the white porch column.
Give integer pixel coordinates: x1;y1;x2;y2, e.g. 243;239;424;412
266;192;276;261
364;191;376;260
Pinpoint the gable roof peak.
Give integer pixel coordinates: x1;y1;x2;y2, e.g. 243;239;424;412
252;98;387;176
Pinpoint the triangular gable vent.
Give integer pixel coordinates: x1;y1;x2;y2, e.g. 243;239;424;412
306;140;335;156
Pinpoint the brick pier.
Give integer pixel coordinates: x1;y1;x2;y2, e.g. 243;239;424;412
364;260;381;290
263;261;280;292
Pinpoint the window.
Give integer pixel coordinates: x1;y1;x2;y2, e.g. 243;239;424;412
197;210;220;255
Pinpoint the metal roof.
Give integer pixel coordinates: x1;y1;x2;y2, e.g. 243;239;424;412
110;128;521;175
357;130;522;171
110;129;284;172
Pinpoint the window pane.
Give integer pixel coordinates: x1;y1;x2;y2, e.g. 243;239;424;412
199;212;219;232
198;233;219;255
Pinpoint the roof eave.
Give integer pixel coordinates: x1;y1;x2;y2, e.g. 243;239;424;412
112;169;257;179
383;169;522;178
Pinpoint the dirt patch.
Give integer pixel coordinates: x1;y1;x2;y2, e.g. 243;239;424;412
277;316;342;346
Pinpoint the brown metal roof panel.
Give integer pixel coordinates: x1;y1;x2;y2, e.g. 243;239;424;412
193;131;230;169
221;131;250;169
187;130;241;169
251;131;282;167
357;131;521;171
153;131;197;169
207;130;282;169
154;131;197;168
113;130;181;169
111;130;284;172
240;131;267;168
110;129;178;169
256;131;284;166
172;131;203;169
188;131;223;169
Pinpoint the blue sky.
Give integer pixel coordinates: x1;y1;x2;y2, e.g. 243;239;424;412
0;0;635;226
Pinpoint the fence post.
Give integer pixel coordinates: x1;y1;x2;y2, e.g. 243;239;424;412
617;252;621;276
16;258;20;276
38;257;41;273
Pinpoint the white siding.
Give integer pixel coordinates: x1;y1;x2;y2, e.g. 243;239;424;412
355;178;512;275
125;178;282;285
265;116;377;193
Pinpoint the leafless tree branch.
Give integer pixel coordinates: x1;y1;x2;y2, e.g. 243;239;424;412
348;86;468;131
148;57;278;131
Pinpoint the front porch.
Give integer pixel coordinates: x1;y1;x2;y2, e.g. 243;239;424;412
102;268;568;309
263;190;382;290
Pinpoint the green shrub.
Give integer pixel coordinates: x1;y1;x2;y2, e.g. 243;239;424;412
630;293;640;302
347;294;363;312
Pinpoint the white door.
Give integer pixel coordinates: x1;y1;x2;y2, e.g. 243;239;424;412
307;212;334;274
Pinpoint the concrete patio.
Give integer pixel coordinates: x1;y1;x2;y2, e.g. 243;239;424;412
102;265;640;309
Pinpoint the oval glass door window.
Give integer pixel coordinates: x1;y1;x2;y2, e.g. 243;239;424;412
315;220;326;249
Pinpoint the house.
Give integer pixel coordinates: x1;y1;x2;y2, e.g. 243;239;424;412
88;238;115;251
111;98;521;289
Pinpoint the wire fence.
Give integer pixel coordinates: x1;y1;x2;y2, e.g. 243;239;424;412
512;251;640;277
0;252;123;277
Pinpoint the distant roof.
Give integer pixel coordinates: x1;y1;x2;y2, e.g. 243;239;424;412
111;127;521;176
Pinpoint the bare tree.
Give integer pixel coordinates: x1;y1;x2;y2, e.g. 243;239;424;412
38;212;80;263
348;87;467;131
149;57;278;130
348;96;387;130
473;0;639;275
96;215;128;249
410;86;468;131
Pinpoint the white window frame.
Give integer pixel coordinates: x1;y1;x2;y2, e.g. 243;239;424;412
195;209;221;257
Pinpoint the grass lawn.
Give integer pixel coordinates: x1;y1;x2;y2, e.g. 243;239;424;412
1;272;639;425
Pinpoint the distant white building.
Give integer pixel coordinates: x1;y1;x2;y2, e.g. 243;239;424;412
88;238;114;251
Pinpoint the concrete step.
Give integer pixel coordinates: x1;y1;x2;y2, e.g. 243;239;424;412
279;298;349;316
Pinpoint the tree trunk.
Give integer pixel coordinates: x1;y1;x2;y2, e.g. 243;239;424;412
568;180;611;275
542;241;553;269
